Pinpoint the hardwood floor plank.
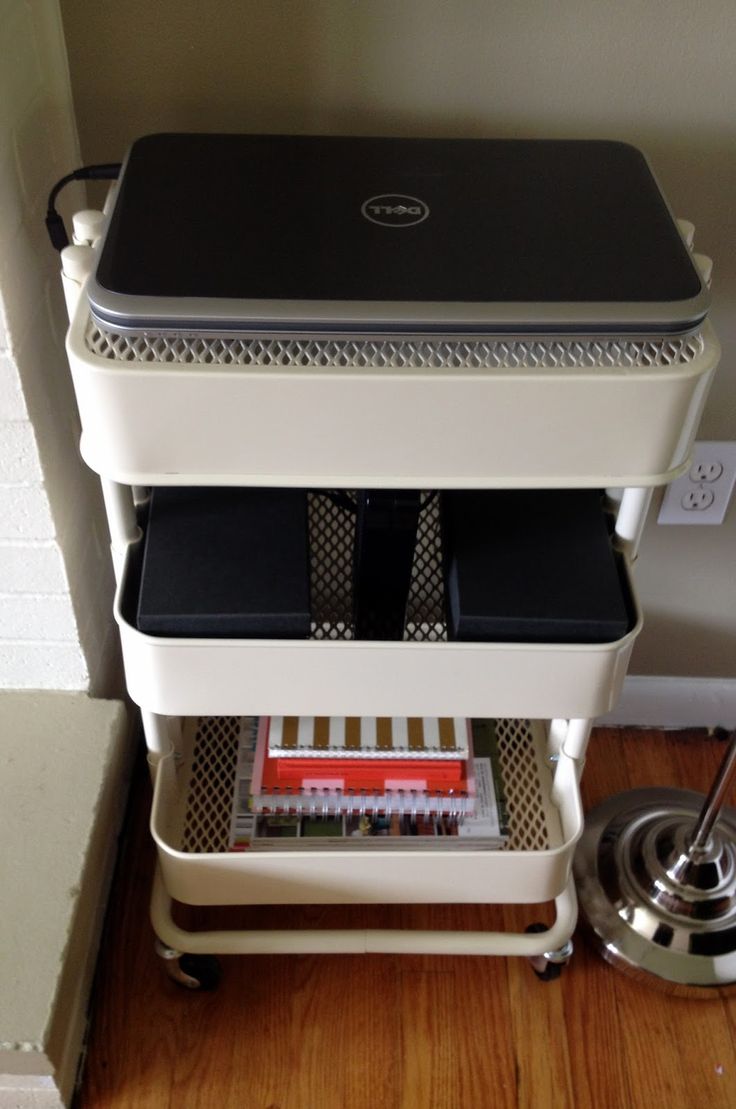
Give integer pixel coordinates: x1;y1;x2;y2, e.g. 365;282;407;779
560;941;633;1108
615;981;736;1109
570;727;635;1107
226;953;403;1109
582;726;633;809
397;953;517;1109
621;727;681;790
670;727;730;795
590;725;736;1108
78;730;736;1109
670;730;736;1056
721;991;736;1060
502;904;575;1109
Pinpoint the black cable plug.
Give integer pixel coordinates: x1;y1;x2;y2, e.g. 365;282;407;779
45;163;122;251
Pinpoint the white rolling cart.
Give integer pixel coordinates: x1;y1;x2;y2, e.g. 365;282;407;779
59;187;718;988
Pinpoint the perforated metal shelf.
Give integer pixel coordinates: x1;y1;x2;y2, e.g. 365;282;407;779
308;491;444;642
153;710;581;904
86;318;705;371
69;279;721;490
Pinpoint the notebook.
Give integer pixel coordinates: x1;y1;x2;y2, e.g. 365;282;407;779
266;715;470;759
229;717;508;850
249;717;475;817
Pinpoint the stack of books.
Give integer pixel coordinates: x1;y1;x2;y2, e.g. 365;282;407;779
228;716;509;852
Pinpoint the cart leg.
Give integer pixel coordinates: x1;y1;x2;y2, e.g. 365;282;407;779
614;486;654;561
140;710;174;778
151;869;220;990
525;922;574;981
99;478;139;583
154;939;221;991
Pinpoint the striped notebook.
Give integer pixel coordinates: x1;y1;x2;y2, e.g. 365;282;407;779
267;716;470;760
250;717;475;817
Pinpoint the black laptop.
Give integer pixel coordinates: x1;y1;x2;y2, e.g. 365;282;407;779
87;133;707;336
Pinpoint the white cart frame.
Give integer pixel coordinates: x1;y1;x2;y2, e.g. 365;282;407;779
59;215;719;977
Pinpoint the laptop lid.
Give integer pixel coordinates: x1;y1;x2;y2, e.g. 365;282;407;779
87;133;708;335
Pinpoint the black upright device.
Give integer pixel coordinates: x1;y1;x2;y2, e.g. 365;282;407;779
352;491;422;640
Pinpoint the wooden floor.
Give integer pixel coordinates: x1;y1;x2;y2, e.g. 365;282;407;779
78;727;736;1109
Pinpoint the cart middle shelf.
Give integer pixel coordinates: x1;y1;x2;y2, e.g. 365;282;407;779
116;492;642;719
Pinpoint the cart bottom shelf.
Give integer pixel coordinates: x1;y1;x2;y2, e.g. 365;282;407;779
151;716;583;906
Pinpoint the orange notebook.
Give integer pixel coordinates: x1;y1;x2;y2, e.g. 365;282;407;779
250;717;475;816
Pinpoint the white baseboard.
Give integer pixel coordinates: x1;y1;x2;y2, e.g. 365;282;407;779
598;676;736;729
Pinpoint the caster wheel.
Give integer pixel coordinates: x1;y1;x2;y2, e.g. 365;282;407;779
525;922;570;982
177;954;221;991
531;958;563;982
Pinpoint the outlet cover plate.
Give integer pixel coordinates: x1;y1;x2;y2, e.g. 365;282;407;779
658;441;736;525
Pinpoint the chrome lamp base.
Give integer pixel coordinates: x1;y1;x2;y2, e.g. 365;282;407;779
575;783;736;996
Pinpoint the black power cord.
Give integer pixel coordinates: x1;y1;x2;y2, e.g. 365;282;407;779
46;163;122;251
311;490;438;515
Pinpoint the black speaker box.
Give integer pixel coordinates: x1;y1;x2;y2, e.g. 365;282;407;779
442;490;630;643
136;487;311;638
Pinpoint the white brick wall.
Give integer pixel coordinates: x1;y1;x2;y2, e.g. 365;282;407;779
0;421;44;483
0;594;78;641
0;351;28;420
0;1;120;693
0;542;67;593
0;484;56;541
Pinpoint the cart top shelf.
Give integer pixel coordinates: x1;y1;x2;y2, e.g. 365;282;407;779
67;297;719;488
63;134;719;487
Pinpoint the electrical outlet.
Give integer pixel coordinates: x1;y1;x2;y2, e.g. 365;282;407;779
690;460;723;482
658;441;736;525
681;487;715;511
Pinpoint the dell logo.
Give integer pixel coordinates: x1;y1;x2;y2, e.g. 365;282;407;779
361;194;430;227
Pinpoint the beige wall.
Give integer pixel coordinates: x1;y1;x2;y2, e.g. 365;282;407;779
59;0;736;677
1;0;120;693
